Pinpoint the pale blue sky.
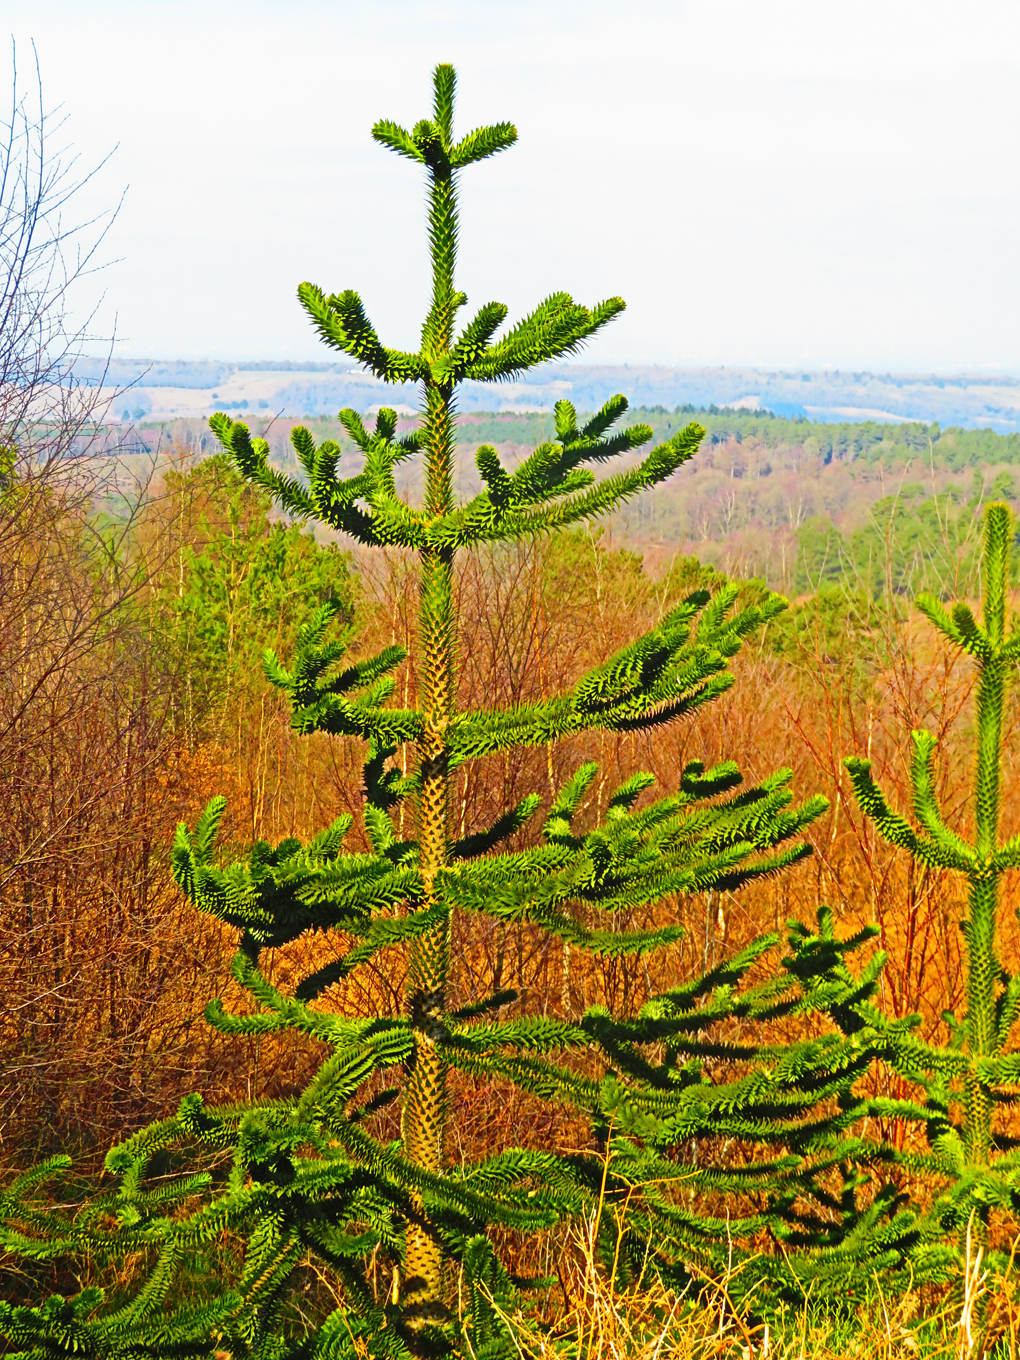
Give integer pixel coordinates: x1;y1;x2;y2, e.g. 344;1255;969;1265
15;0;1020;370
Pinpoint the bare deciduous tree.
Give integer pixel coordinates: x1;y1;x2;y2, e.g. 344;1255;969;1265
0;39;123;460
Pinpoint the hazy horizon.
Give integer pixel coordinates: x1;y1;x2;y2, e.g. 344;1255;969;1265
88;356;1020;378
81;358;1020;431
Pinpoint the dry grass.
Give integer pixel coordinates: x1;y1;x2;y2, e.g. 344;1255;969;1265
485;1209;1020;1360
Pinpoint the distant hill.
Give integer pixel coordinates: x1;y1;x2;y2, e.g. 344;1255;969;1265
75;359;1020;431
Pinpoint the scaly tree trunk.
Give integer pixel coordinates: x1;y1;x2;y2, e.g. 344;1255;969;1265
401;111;460;1305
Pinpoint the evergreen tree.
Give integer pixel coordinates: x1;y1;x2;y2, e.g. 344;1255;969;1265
841;501;1020;1250
150;453;354;741
0;66;913;1358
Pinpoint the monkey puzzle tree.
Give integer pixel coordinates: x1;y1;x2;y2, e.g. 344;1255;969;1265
0;65;921;1360
843;502;1020;1245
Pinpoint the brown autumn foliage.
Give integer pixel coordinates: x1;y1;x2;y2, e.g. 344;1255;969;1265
2;436;1019;1208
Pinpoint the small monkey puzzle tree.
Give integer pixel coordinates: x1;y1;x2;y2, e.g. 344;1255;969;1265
844;502;1020;1245
1;65;928;1360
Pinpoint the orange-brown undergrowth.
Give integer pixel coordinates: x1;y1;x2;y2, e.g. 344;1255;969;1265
4;460;1019;1257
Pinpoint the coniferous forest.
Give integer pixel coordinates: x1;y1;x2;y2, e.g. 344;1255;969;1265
6;64;1020;1359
